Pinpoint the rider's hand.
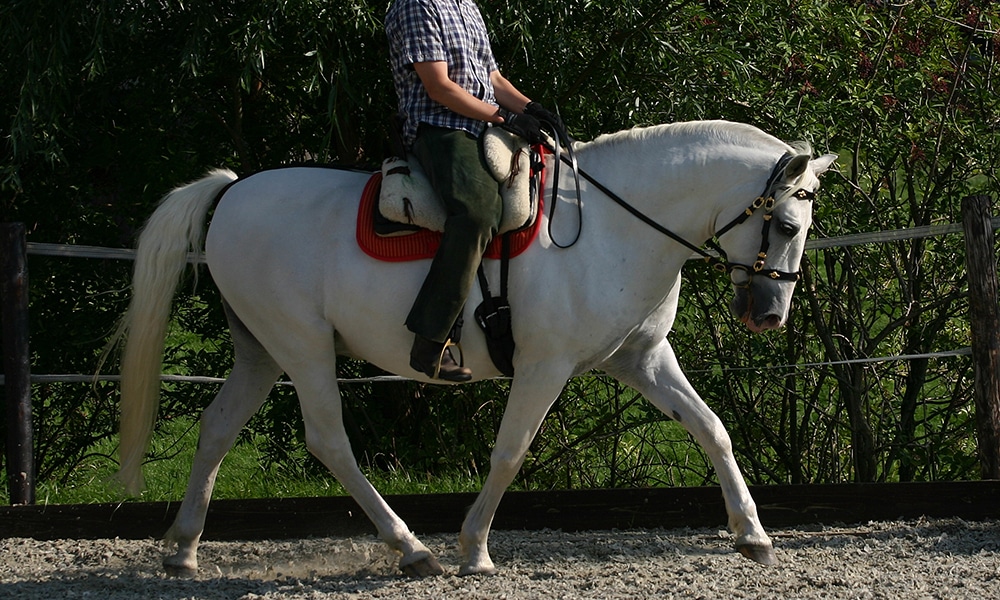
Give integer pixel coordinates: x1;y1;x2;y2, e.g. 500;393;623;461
525;102;564;132
501;111;544;144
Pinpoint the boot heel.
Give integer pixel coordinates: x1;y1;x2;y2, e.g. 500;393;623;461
410;336;473;382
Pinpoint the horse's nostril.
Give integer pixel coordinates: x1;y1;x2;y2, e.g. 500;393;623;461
761;314;782;330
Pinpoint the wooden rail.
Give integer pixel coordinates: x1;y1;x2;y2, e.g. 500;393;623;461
2;481;999;541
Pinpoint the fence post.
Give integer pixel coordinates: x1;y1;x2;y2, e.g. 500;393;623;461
962;195;1000;480
1;222;34;504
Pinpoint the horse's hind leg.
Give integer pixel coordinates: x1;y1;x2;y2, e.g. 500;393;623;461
606;338;776;565
162;307;282;577
279;331;443;576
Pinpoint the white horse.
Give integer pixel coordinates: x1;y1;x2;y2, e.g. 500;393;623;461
114;119;836;577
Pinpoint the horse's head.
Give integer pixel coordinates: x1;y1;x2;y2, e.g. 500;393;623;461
718;149;837;333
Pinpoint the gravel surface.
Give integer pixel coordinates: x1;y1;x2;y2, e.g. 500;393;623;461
2;518;999;599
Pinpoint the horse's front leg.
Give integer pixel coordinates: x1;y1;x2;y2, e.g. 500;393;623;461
605;338;776;565
459;363;572;576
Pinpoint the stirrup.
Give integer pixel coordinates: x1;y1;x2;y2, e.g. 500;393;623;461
432;338;464;380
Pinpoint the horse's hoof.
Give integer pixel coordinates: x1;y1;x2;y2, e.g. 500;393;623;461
163;561;198;578
458;563;498;577
736;542;777;565
399;555;445;577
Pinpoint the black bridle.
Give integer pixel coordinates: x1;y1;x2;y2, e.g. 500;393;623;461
700;153;817;284
539;130;816;284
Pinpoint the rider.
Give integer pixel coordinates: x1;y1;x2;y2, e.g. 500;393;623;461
385;0;560;381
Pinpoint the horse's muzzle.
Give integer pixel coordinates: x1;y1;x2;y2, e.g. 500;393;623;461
730;284;789;333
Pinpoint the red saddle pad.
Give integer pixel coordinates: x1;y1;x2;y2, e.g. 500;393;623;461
356;171;543;262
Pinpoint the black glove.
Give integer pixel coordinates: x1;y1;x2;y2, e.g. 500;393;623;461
525;101;564;132
501;110;544;144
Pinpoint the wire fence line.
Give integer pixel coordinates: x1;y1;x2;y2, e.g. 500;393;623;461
803;218;1000;250
11;216;986;386
0;348;972;387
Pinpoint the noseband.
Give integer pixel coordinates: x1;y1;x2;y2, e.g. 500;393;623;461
548;146;816;284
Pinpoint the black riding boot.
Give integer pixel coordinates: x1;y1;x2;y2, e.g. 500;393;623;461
409;335;472;382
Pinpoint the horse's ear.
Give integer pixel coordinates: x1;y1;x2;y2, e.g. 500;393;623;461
783;154;811;180
810;154;838;176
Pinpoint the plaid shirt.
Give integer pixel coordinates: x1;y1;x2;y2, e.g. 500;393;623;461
386;0;498;146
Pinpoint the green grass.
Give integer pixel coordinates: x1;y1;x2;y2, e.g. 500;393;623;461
28;417;486;506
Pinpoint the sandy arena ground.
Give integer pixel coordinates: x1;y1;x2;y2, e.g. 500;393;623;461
2;518;999;599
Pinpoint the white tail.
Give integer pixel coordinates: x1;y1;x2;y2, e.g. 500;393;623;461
115;169;237;495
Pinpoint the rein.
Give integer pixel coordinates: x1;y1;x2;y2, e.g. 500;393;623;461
542;139;815;283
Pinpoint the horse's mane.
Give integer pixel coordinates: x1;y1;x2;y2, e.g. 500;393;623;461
584;120;810;157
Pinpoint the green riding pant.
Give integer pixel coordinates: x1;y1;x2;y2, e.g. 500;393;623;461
406;124;503;343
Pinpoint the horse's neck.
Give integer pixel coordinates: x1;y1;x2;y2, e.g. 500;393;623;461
567;131;772;244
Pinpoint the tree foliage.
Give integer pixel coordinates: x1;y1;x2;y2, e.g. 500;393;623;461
1;0;998;495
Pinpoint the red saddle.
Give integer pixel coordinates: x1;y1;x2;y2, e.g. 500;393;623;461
356;172;544;262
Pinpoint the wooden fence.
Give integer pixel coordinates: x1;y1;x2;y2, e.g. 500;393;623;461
2;481;999;540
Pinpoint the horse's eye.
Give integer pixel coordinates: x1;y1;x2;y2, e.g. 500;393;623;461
778;222;799;237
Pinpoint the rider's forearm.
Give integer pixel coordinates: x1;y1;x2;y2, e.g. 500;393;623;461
490;71;531;114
